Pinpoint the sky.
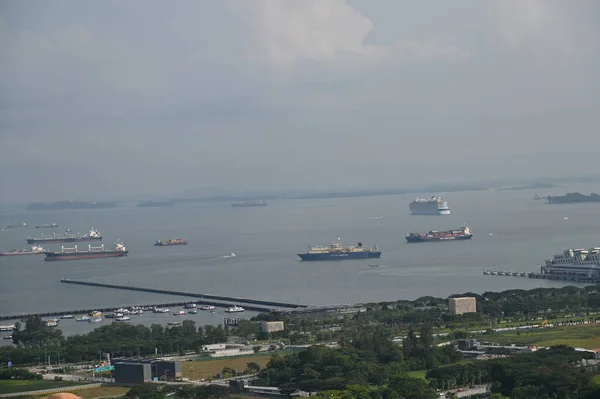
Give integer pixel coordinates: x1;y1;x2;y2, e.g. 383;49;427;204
1;0;599;202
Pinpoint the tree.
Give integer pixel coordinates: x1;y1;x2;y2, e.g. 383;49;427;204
246;361;261;374
125;383;167;399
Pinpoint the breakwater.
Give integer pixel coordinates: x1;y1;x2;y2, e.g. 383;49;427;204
59;278;307;308
483;270;599;284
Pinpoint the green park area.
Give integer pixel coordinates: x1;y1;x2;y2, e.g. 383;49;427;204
489;323;600;349
0;379;82;394
181;354;273;380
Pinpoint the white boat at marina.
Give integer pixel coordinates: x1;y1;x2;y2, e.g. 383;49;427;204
225;305;245;313
0;324;16;332
199;305;215;311
60;314;74;319
76;316;90;322
167;321;182;326
173;310;186;316
115;316;131;322
89;317;103;323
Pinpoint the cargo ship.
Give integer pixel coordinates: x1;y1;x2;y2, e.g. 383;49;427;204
154;238;187;246
6;222;27;228
26;228;102;244
298;239;381;261
406;225;473;243
35;223;58;228
409;196;450;215
547;192;600;204
231;200;267;207
540;247;600;280
0;246;45;257
44;241;128;261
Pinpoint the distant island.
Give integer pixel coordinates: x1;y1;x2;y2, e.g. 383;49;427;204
136;200;175;208
547;192;600;204
26;201;116;211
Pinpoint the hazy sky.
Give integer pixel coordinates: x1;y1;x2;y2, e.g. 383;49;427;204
1;0;599;202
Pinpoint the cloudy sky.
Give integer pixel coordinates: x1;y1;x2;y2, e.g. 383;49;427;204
1;0;599;202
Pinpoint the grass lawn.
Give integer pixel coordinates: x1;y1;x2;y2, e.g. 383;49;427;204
182;354;273;380
407;370;427;380
592;374;600;385
0;379;83;394
488;323;600;349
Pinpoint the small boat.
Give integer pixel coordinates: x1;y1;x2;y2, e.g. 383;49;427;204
199;305;215;310
173;310;186;316
153;308;169;313
3;335;12;340
167;321;182;326
76;316;90;322
188;309;198;314
60;314;74;319
225;305;245;313
0;246;45;257
46;321;58;327
184;303;197;309
0;325;16;332
115;316;131;322
89;317;103;323
89;311;102;317
483;270;490;275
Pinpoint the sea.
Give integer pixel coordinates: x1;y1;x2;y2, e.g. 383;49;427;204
1;183;599;342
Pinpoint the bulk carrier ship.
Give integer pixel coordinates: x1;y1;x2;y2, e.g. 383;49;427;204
26;228;102;244
154;238;187;246
44;242;128;261
298;239;381;261
409;196;450;215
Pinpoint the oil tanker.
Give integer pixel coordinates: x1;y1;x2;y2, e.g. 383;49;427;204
406;225;473;243
298;239;381;261
44;242;128;261
154;238;187;246
26;228;102;244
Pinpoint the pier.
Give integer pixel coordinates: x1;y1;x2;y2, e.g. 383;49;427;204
483;270;600;284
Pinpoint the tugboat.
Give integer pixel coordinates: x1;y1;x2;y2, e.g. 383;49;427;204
298;239;381;261
26;228;102;244
405;225;473;243
44;241;128;261
154;238;187;246
0;246;45;256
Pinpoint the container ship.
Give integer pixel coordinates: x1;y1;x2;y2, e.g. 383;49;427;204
0;246;45;257
231;200;267;207
154;238;187;246
409;196;450;215
540;247;600;280
26;228;102;244
298;239;381;261
44;242;128;261
406;225;473;243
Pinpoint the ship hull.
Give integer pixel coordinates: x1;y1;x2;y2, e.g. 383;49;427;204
0;251;45;257
154;242;187;246
298;251;382;261
44;251;128;261
410;209;450;215
406;235;472;243
27;237;102;244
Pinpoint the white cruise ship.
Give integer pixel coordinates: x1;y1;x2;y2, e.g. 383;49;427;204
409;196;450;215
541;247;600;279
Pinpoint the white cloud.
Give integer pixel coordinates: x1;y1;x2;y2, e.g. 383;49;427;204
229;0;469;69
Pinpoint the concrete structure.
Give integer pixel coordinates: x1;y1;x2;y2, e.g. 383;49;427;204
153;360;182;381
449;297;476;315
202;343;227;351
209;349;254;358
260;321;284;333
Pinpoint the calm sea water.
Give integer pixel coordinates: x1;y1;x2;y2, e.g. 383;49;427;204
1;183;599;339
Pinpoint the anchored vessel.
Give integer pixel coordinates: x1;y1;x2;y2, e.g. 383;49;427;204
231;200;267;207
541;247;600;280
35;223;58;228
6;222;27;228
44;242;128;261
409;196;450;215
298;239;381;261
26;228;102;244
406;225;473;243
154;238;187;246
0;246;45;256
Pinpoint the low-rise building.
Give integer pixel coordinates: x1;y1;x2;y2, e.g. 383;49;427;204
260;321;284;333
449;297;476;315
